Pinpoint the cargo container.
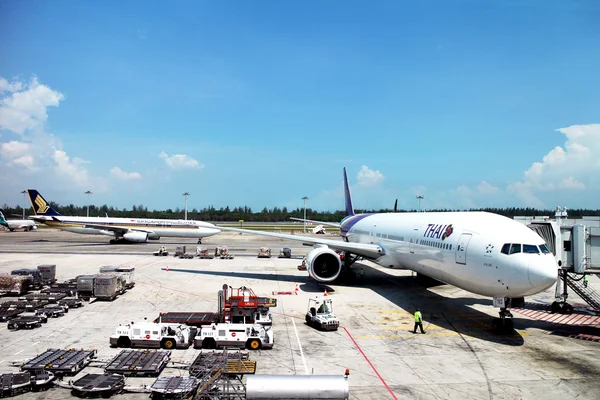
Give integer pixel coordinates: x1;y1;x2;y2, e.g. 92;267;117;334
37;264;56;284
11;269;43;289
94;275;120;300
0;274;32;294
76;275;96;298
98;266;135;289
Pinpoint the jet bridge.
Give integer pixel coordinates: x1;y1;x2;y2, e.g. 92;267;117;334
523;208;600;313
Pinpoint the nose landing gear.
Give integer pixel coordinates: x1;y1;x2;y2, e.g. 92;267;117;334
492;307;514;332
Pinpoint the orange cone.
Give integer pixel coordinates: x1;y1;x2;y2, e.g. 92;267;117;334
323;289;328;296
166;265;169;272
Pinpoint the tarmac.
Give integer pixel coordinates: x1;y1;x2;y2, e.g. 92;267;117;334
1;229;599;400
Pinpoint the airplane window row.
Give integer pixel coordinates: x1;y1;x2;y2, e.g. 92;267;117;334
500;243;551;255
419;239;453;251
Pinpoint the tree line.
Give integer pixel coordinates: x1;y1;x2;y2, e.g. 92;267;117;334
2;202;599;222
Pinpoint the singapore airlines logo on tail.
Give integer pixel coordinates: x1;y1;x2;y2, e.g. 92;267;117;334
34;195;50;214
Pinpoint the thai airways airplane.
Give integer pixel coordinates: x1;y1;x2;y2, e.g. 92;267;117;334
0;210;38;231
26;190;220;244
216;168;558;329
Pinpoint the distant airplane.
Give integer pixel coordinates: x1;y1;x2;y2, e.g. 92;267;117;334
216;168;558;329
26;190;219;244
0;210;38;231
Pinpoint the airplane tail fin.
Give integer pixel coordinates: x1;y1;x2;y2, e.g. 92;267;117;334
343;168;355;217
26;190;61;216
0;210;8;228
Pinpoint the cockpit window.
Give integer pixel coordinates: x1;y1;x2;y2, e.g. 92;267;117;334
501;243;510;255
523;244;539;254
539;244;551;254
509;244;521;254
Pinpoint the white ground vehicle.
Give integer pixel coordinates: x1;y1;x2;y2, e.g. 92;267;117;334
110;320;193;349
305;297;339;331
194;322;273;350
153;246;169;256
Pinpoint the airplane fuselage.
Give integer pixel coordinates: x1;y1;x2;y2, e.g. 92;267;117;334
343;211;558;298
34;216;219;239
5;219;37;231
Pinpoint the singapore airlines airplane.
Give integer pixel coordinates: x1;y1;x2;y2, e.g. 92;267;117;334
0;210;38;231
217;168;558;329
26;190;220;244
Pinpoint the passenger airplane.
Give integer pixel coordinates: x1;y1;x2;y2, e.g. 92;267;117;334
216;168;558;328
26;190;220;244
0;210;38;231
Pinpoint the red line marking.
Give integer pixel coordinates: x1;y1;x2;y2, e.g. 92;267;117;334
139;281;212;301
342;327;397;400
569;314;589;325
546;314;563;323
579;316;596;325
553;314;573;325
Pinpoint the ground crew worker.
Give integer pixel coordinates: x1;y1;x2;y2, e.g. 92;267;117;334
583;274;589;288
318;302;325;314
360;267;365;280
413;308;425;334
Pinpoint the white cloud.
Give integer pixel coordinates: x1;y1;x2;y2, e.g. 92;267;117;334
159;151;203;170
0;76;64;135
476;181;500;195
0;140;30;158
53;150;89;186
0;77;23;93
109;167;141;180
12;155;36;169
559;177;585;189
356;165;384;186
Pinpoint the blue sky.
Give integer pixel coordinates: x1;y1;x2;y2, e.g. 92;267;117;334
1;0;599;213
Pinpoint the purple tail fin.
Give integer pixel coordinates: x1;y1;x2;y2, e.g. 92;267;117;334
343;168;355;217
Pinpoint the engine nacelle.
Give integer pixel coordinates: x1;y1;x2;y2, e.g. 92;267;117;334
123;231;149;243
306;247;342;283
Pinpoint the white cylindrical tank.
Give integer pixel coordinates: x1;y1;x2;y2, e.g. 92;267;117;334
246;375;349;399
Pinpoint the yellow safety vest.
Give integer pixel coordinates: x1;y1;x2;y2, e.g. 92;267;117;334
414;311;422;323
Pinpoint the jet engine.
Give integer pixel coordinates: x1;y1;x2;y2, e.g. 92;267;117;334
306;247;342;283
122;231;149;243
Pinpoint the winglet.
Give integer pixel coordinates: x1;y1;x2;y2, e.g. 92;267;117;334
343;168;355;217
26;190;61;216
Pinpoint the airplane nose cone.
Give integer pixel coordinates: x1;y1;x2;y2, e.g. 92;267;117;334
528;259;558;291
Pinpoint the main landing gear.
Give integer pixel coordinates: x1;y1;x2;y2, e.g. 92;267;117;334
109;237;127;244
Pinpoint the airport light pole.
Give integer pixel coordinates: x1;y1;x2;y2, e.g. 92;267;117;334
85;191;92;217
302;196;309;233
21;190;27;218
183;192;190;220
416;195;424;212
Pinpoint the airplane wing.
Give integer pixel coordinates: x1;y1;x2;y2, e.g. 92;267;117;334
81;224;154;235
289;217;341;228
215;226;384;259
